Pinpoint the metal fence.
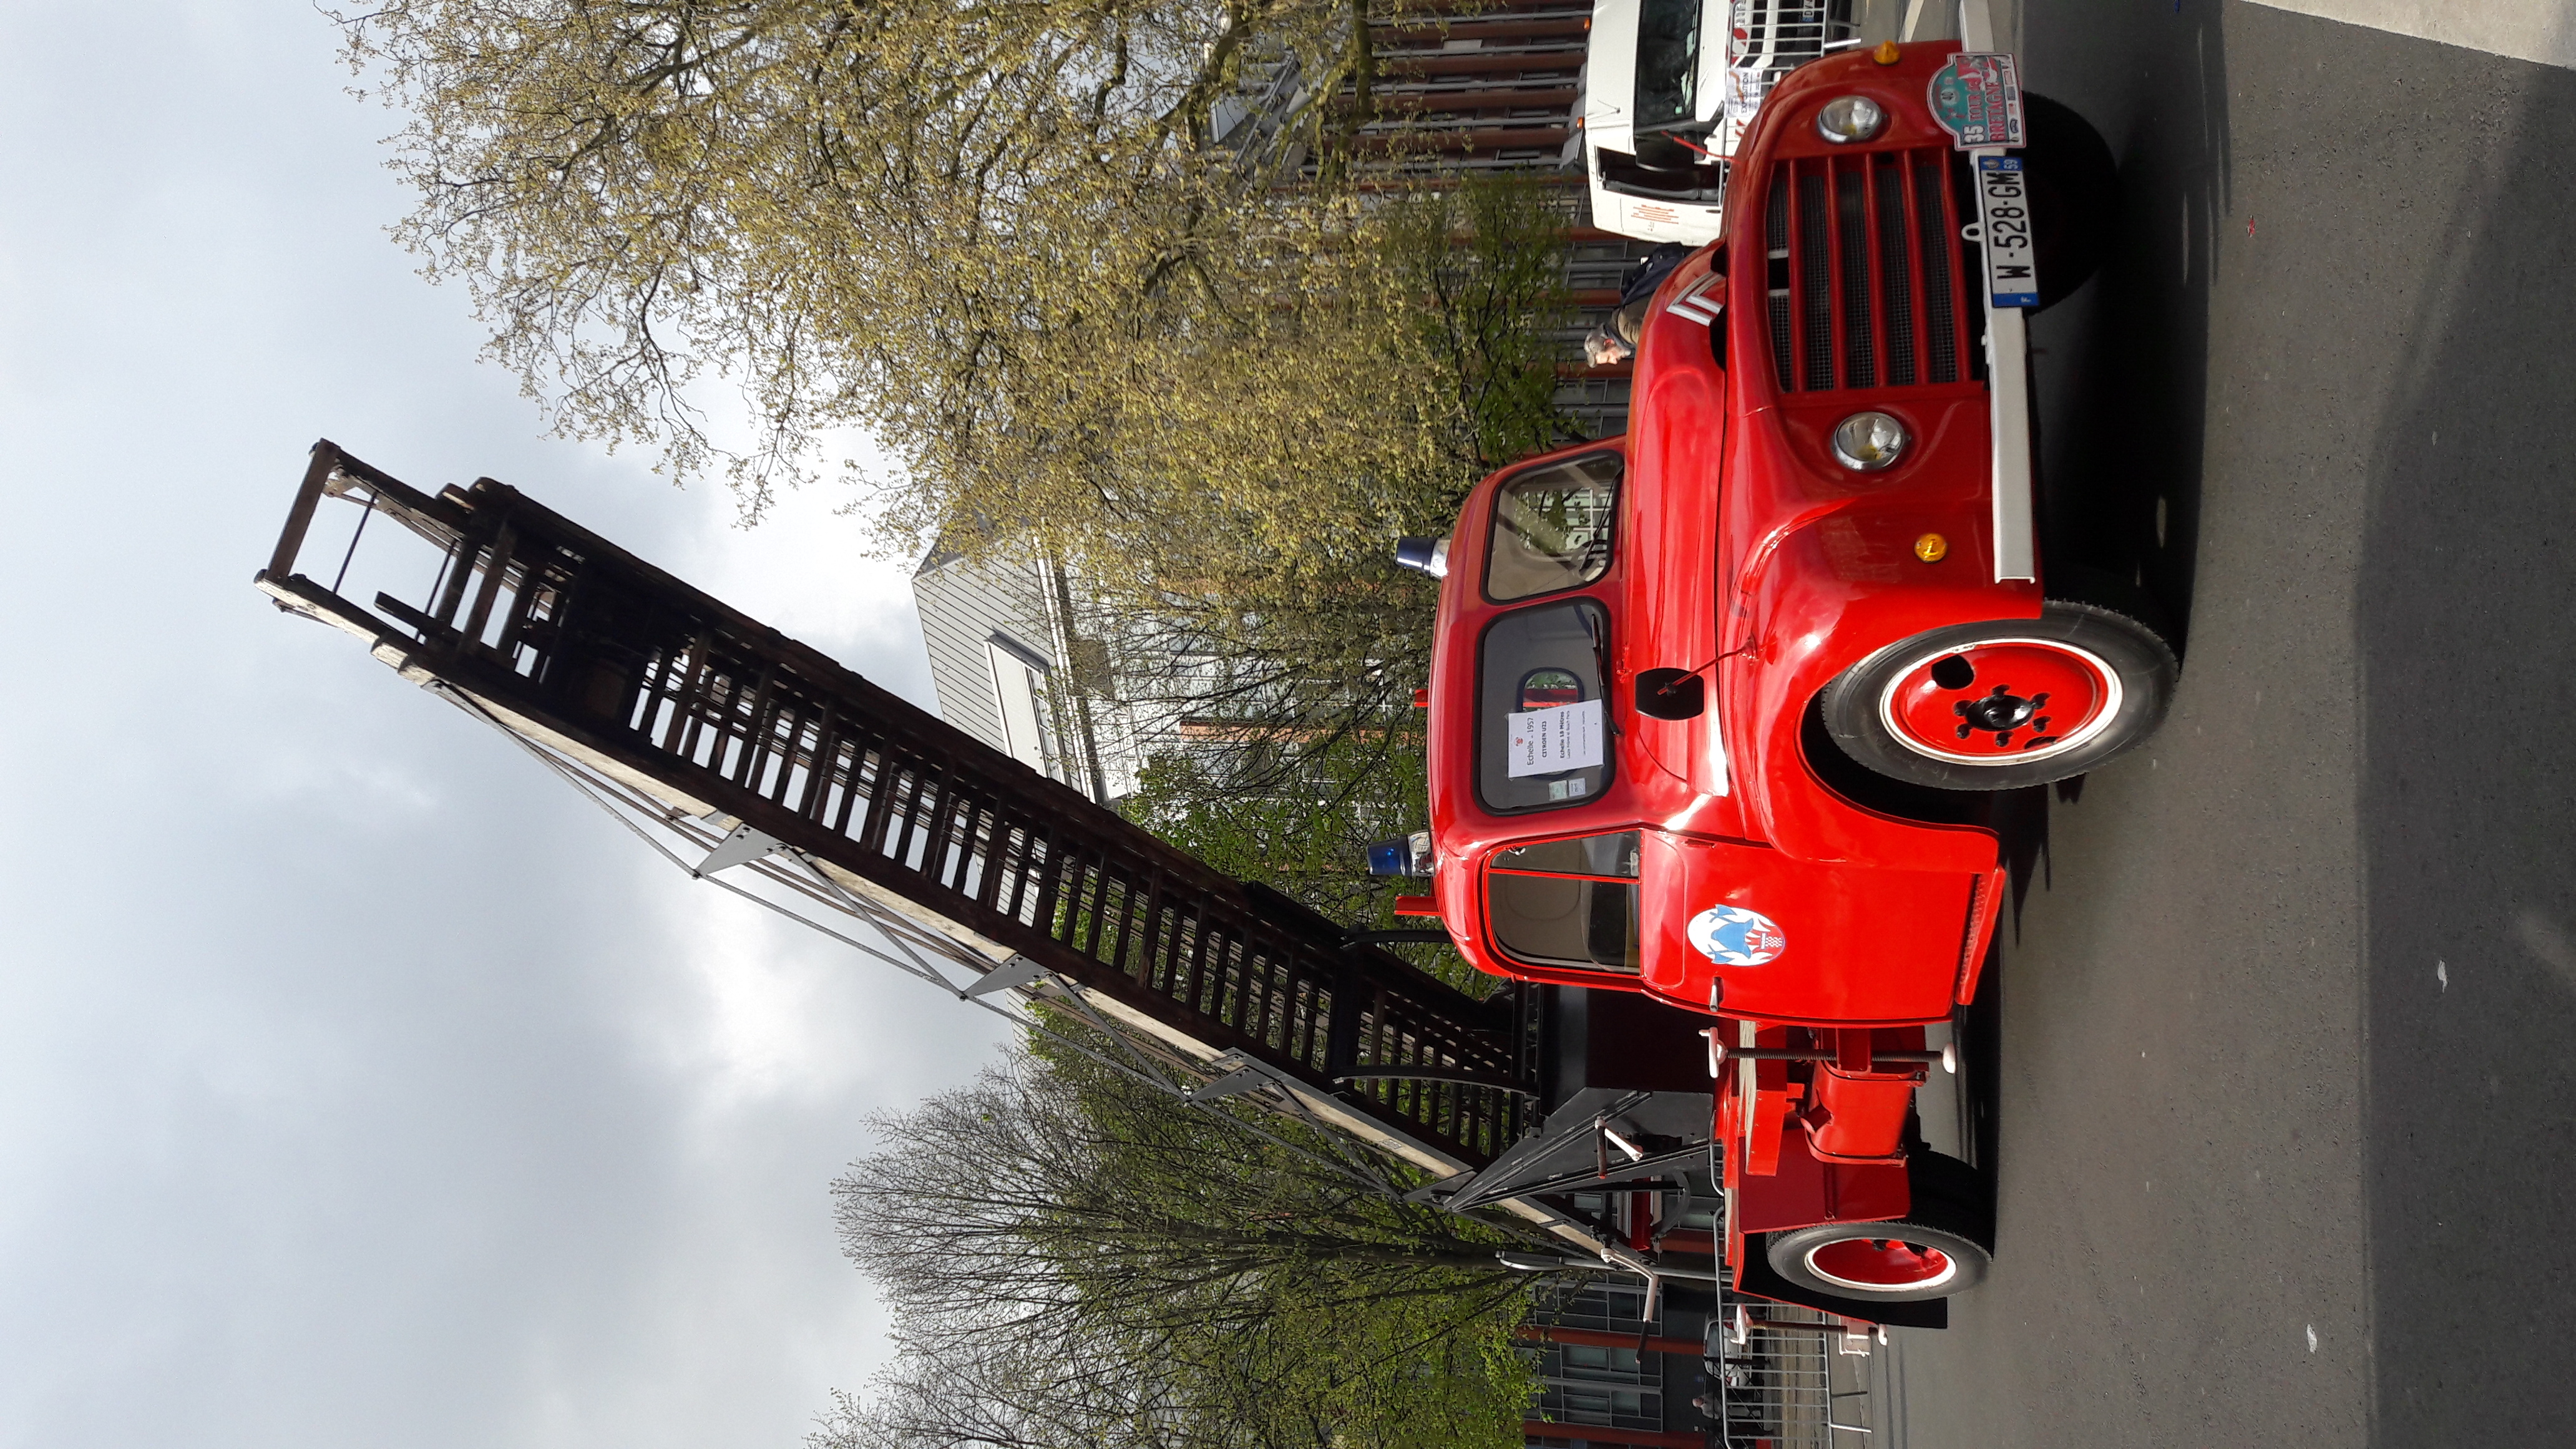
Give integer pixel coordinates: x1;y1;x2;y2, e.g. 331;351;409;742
1712;1300;1878;1448
1528;1285;1681;1439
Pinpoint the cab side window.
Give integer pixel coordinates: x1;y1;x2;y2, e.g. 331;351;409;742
1486;831;1642;975
1485;453;1622;602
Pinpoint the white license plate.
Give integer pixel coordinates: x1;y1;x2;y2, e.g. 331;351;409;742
1976;155;2040;308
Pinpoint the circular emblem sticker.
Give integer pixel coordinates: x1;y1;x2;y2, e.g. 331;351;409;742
1689;905;1788;966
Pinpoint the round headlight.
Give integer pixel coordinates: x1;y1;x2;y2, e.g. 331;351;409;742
1815;95;1886;144
1832;411;1910;471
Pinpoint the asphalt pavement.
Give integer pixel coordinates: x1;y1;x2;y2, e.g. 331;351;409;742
1878;6;2576;1446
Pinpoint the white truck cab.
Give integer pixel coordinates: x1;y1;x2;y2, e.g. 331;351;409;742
1582;0;1860;244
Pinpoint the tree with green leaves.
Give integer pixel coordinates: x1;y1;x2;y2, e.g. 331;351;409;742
341;2;1583;867
334;0;1567;537
344;9;1603;1438
1073;176;1576;926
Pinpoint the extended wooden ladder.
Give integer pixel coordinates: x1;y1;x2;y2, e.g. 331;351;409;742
256;441;1535;1170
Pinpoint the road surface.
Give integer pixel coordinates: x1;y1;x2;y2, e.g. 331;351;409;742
1874;4;2576;1445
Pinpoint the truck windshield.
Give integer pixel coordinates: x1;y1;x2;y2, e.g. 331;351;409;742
1634;0;1704;130
1486;452;1621;602
1479;599;1613;812
1486;831;1642;973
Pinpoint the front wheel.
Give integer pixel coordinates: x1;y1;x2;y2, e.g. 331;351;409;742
1819;596;2177;791
1764;1216;1992;1303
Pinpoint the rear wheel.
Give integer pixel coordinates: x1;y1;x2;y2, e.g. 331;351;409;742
1765;1215;1991;1303
1906;1148;1994;1249
1819;590;2177;791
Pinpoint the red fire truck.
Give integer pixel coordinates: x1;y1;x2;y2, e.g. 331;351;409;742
1397;38;2169;1306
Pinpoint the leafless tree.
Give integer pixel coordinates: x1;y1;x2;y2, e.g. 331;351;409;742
819;1033;1552;1448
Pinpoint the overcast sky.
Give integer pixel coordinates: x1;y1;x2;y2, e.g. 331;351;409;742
0;7;1016;1448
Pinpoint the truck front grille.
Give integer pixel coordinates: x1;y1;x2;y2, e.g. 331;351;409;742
1763;147;1977;393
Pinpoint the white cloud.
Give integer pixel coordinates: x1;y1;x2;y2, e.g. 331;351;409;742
633;862;1014;1118
0;3;1005;1447
660;452;941;711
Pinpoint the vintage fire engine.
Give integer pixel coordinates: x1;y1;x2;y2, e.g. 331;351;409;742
1394;34;2170;1306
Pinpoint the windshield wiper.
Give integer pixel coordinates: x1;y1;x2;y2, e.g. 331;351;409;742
1581;611;1623;738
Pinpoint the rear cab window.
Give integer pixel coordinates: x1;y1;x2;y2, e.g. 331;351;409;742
1486;831;1643;974
1478;600;1613;811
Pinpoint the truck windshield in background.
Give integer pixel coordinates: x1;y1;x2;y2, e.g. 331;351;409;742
1597;147;1729;203
1632;0;1714;172
1634;0;1703;130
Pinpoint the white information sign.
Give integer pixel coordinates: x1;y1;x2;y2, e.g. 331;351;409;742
1505;698;1606;778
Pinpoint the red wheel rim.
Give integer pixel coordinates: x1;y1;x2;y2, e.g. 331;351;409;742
1877;637;2122;766
1805;1235;1958;1291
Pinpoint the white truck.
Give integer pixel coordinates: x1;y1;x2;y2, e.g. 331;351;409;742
1582;0;1860;243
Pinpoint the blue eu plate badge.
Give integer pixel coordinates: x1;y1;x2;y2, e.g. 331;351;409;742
1689;905;1787;967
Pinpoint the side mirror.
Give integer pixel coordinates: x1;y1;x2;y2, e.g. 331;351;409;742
1634;667;1706;721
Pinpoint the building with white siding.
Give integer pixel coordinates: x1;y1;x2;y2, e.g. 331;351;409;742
910;541;1158;805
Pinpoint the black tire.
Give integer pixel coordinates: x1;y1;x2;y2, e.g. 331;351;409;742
2021;92;2118;311
1764;1209;1992;1304
1906;1149;1994;1249
2047;563;2180;649
1819;592;2177;791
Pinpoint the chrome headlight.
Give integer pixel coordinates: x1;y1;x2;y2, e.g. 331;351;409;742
1815;95;1886;144
1832;411;1910;471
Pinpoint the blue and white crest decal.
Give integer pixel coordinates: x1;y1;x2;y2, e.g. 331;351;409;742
1688;905;1787;966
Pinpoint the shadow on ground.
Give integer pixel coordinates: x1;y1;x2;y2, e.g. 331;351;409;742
2356;63;2576;1446
1972;0;2238;1214
1895;7;2576;1447
1993;0;2237;936
2029;0;2233;645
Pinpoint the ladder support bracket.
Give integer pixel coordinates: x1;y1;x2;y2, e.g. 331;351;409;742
963;954;1051;1000
696;822;788;877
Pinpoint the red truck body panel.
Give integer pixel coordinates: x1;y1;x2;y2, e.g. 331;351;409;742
1425;44;2024;1032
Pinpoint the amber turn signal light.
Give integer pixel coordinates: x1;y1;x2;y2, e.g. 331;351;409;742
1914;533;1949;563
1873;40;1901;64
